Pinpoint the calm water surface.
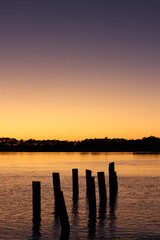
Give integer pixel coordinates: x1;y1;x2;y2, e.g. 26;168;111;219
0;152;160;240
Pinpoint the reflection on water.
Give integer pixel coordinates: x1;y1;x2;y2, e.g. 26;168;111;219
0;152;160;240
98;201;107;221
88;217;96;239
59;229;70;240
32;219;41;240
108;193;117;240
109;194;117;218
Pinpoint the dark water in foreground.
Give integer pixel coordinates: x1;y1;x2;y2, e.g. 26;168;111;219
0;152;160;239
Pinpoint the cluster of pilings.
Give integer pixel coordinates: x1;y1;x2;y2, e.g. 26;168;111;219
32;162;118;235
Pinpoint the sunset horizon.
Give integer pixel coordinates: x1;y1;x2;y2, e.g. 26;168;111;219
0;134;160;142
1;1;160;141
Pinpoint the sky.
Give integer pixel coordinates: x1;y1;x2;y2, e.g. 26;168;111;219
0;0;160;140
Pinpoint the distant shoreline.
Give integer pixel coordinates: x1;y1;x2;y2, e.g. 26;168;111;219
0;136;160;152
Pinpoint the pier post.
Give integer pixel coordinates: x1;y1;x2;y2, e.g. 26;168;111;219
57;191;70;233
97;172;107;205
52;173;61;214
109;162;118;200
72;169;79;203
88;176;96;219
86;169;92;196
32;181;41;222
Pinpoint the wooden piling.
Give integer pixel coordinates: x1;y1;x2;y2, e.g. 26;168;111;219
109;162;118;200
52;172;61;196
109;162;115;194
52;173;61;214
88;176;96;219
97;172;107;205
114;171;118;192
32;181;41;221
57;191;70;232
86;169;92;196
72;169;79;202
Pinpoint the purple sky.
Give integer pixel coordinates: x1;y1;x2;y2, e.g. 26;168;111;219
0;0;160;140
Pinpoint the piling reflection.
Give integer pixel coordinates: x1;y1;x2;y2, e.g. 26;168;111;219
109;193;117;239
88;217;96;239
72;200;79;218
97;198;107;239
98;201;107;221
109;193;117;217
32;218;41;240
59;229;70;240
71;200;79;239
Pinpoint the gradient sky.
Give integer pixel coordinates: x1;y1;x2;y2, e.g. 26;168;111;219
0;0;160;140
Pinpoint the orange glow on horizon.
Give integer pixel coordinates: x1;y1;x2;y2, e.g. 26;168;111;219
0;67;160;141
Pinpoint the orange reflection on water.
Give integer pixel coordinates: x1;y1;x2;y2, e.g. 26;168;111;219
0;152;160;177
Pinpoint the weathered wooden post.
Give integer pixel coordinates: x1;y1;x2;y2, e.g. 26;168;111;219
97;172;107;205
109;162;118;201
32;181;41;222
57;191;70;233
86;169;92;196
52;172;61;214
88;176;96;219
88;176;96;235
114;171;118;192
72;168;79;203
52;172;61;196
52;173;70;234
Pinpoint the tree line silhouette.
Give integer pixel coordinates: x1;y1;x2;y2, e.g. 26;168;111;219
0;136;160;152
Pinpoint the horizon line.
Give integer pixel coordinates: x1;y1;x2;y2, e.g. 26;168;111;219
0;135;159;142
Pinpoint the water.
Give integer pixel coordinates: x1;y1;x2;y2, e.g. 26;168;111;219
0;152;160;240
